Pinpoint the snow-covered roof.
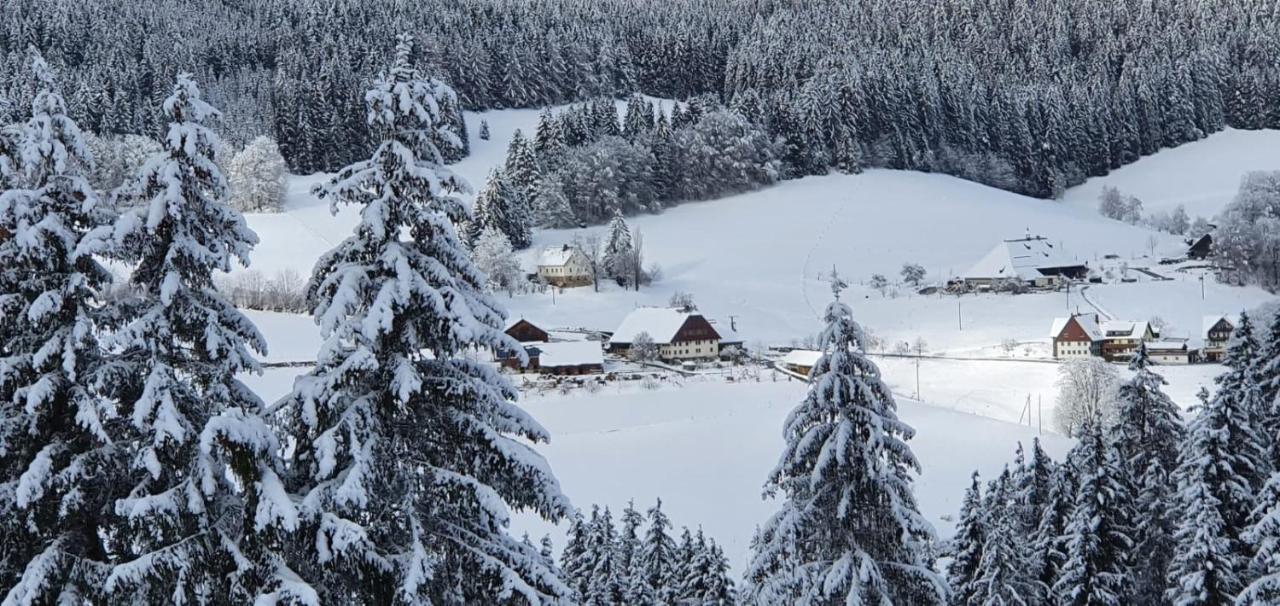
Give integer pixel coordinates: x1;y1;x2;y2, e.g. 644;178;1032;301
780;349;823;368
1203;314;1234;337
1050;313;1103;340
710;319;742;344
535;341;603;367
609;307;708;345
1146;340;1190;352
1101;320;1150;339
963;236;1084;281
538;245;580;267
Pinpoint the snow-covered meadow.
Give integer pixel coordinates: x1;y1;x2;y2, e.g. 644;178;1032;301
236;103;1280;574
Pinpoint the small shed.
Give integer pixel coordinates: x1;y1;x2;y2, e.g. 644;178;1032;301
779;350;823;377
1187;234;1213;260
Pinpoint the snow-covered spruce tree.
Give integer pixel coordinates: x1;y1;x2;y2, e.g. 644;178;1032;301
585;507;625;605
1030;459;1077;595
946;472;986;605
1215;312;1272;490
0;53;117;606
1107;344;1184;602
603;211;633;282
277;35;571;603
1256;311;1280;469
969;471;1044;605
1241;473;1280;604
561;511;591;599
89;73;308;604
744;272;946;605
1168;388;1251;604
504;129;540;227
678;529;736;604
1015;438;1057;536
616;501;651;604
642;498;680;604
479;119;491;141
470;168;531;249
1053;419;1134;605
227;135;287;213
534;175;576;229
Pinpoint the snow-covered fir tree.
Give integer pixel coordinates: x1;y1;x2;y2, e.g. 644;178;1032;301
1241;472;1280;604
88;73;307;603
1030;456;1077;598
0;52;117;606
745;271;946;605
946;472;987;605
603;211;634;282
1168;388;1251;605
479;119;490;141
970;471;1044;605
535;175;577;229
623;94;655;141
276;35;571;603
642;498;680;604
1216;312;1271;489
584;507;625;605
1053;419;1134;605
1015;438;1057;536
227;135;287;212
504;129;541;228
1256;311;1280;468
1107;344;1185;602
470;168;531;249
616;501;650;603
678;529;735;605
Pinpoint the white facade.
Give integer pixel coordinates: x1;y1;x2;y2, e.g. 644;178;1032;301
659;338;719;360
537;246;592;286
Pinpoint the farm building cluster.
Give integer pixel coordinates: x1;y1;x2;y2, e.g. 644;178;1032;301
1050;313;1236;364
496;307;745;377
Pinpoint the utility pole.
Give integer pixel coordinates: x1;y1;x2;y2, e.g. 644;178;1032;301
957;298;963;331
915;354;921;402
1200;274;1205;300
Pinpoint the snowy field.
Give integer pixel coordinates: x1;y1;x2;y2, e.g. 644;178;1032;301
1061;128;1280;219
243;369;1073;572
239;104;1276;356
237;103;1279;574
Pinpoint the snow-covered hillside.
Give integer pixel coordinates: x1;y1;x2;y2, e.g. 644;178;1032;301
235;103;1278;578
1061;128;1280;219
242;105;1273;355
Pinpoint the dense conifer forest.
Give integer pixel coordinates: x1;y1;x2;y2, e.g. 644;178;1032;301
3;0;1278;197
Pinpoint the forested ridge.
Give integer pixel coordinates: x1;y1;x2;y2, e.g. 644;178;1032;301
2;0;1278;197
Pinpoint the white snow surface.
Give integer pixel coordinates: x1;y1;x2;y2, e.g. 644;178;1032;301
1061;127;1280;220
235;102;1279;577
534;341;603;367
608;307;703;346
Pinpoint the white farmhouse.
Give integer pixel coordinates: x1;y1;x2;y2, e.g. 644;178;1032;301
607;307;722;361
962;235;1089;289
536;245;593;287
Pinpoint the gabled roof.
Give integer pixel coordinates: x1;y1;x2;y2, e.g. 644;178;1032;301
534;341;603;367
1147;340;1190;352
780;349;823;368
710;319;742;345
1050;313;1103;340
964;236;1084;281
538;245;581;267
1203;314;1235;337
609;307;716;346
1101;320;1151;339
